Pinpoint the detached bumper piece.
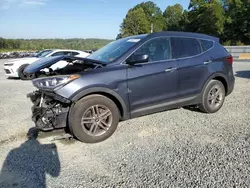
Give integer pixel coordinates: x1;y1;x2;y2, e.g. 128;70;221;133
27;90;71;131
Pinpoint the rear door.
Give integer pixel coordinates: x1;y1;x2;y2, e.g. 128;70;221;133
127;37;178;116
171;37;209;98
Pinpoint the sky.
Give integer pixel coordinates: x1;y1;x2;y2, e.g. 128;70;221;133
0;0;189;39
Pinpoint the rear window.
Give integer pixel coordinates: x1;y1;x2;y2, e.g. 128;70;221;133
171;37;202;59
200;39;214;52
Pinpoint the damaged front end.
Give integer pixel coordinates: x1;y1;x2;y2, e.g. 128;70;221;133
27;90;71;131
24;55;106;131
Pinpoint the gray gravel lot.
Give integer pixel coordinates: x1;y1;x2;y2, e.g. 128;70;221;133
0;59;250;187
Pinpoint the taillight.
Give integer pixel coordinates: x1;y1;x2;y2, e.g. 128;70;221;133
226;56;233;64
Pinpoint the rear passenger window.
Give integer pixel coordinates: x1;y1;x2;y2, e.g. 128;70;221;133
171;37;202;59
200;39;214;52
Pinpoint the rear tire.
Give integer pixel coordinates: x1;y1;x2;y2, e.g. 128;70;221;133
69;94;120;143
199;80;225;113
18;64;36;80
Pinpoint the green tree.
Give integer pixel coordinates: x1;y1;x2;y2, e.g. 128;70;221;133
134;1;165;32
116;33;122;40
224;0;250;44
186;0;225;37
0;38;112;51
163;4;184;31
179;10;190;31
188;0;214;9
120;7;150;37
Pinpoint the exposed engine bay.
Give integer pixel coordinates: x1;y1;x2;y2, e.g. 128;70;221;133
37;59;104;77
27;90;71;131
23;55;106;78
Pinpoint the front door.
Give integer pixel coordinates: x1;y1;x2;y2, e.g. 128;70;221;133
126;37;178;117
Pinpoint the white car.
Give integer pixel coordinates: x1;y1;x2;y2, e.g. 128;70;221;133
3;49;90;80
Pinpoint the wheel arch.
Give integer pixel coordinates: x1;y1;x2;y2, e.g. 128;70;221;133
70;87;129;120
18;63;34;80
17;63;29;74
202;73;229;95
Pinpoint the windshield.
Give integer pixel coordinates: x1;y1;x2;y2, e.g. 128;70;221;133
87;35;147;63
36;50;53;58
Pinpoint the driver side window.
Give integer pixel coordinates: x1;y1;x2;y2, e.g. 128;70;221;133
133;37;171;63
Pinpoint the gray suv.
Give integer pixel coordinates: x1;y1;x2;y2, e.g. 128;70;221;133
25;31;235;143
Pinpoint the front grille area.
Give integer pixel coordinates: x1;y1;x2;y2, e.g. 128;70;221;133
4;69;11;74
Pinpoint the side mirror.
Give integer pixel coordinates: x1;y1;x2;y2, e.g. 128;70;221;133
126;54;149;65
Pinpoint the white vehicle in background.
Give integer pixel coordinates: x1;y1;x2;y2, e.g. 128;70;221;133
3;49;90;80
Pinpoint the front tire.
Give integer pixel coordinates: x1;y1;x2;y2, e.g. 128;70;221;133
69;94;120;143
18;64;36;80
199;80;225;113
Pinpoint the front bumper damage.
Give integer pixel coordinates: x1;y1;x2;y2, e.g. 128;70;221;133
27;90;71;131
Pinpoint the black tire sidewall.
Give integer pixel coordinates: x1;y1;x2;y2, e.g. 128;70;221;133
18;64;29;80
69;95;120;143
200;80;225;113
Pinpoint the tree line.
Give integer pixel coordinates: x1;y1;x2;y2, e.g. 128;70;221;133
1;0;249;51
118;0;250;45
0;38;112;52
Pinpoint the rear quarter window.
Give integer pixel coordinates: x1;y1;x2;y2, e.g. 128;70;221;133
200;39;214;52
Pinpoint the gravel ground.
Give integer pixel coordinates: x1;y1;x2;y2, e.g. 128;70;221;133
0;59;34;142
0;59;250;187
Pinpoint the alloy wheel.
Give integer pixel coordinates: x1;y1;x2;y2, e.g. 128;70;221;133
81;105;113;136
207;86;223;109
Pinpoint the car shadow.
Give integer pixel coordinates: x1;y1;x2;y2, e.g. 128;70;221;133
235;71;250;79
7;77;20;80
0;127;61;188
183;105;202;113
